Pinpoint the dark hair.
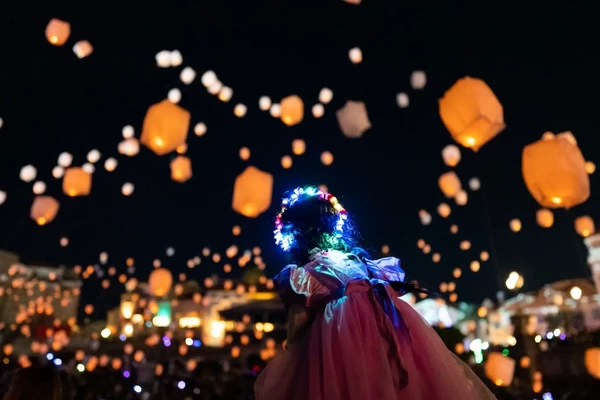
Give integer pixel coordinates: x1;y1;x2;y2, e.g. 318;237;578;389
278;188;365;265
2;366;62;400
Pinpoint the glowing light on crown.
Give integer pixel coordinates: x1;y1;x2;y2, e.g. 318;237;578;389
274;186;348;251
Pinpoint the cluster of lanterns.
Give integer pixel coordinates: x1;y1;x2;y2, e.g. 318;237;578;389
415;75;597;309
45;18;93;58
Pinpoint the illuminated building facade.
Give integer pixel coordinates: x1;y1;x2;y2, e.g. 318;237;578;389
0;249;81;330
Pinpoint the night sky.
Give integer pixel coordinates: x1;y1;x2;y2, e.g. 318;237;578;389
1;2;599;317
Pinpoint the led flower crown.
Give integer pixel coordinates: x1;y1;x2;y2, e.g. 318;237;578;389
274;186;348;251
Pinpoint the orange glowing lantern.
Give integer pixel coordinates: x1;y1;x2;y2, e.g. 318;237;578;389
148;268;173;297
585;347;600;379
141;99;190;155
585;161;596;174
438;171;462;198
536;209;554;228
280;95;304;126
522;133;589;208
63;167;92;197
45;19;71;46
575;215;595;237
437;203;451;218
232;166;273;218
170;155;192;183
441;145;461;167
485;352;515;387
439;76;505;151
336;100;371;139
292;139;306;155
31;196;60;225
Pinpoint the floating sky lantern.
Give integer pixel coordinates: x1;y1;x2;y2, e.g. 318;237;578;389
319;88;333;104
348;47;362;63
63;167;92;197
180;67;196;85
437;203;451;218
396;92;409;108
336;101;371;139
480;251;489;261
485;352;516;387
232;166;273;218
170;156;192;183
32;181;46;195
509;219;522;232
281;156;292;169
291;139;306;155
441;145;461;167
31;196;59;225
51;166;64;179
438;171;462;198
219;86;233;102
439;76;505;151
410;71;427;89
234;104;247;118
280;95;304;126
45;19;70;46
270;104;281;118
193;123;206;137
20;165;37;182
82;163;95;174
87;149;101;163
118;138;140;156
575;215;595;237
201;70;217;86
141;99;190;156
536;209;554;228
148;268;173;297
121;183;134;196
312;104;324;118
239;147;250;161
155;51;170;68
419;209;431;225
169;50;183;67
522;132;589;208
585;161;596;174
455;190;468;206
72;40;93;59
469;177;481;191
104;158;118;172
208;81;223;95
57;152;73;167
259;96;271;111
168;88;181;103
320;151;334;166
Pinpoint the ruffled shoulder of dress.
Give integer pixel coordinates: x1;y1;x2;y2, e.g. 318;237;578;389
274;264;308;306
365;257;405;282
274;264;297;287
274;263;332;307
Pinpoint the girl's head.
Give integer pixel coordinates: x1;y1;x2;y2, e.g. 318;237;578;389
3;366;63;400
274;186;362;263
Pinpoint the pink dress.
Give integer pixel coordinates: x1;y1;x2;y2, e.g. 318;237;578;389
255;250;496;400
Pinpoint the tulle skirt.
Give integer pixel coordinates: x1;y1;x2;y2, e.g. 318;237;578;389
255;281;496;400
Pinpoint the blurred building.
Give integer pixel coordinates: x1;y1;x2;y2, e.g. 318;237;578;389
106;276;279;349
0;249;81;329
